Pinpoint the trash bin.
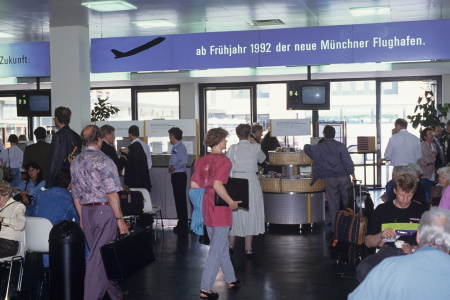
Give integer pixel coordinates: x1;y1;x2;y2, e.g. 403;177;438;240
49;220;85;300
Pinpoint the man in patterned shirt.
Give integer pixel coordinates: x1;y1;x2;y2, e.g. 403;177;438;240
71;125;128;300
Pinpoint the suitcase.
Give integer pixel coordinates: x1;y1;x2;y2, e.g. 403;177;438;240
329;181;369;268
329;208;368;268
118;189;145;216
100;227;155;281
346;180;374;221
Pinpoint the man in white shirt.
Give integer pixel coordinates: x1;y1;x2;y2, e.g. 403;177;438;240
384;118;421;174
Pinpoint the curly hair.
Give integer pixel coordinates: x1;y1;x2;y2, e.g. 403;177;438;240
236;124;251;140
420;127;433;142
0;180;13;196
203;128;228;148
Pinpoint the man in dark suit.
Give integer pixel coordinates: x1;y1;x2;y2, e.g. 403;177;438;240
121;125;152;192
23;127;51;180
100;124;125;175
46;106;82;188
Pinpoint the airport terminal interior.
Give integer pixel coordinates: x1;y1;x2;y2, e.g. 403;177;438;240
1;0;450;299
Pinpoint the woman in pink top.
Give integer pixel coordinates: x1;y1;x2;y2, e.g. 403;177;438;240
438;166;450;210
191;128;240;300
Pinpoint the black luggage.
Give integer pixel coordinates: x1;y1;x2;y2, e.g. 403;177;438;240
100;227;155;281
118;189;145;216
330;180;369;269
346;180;374;222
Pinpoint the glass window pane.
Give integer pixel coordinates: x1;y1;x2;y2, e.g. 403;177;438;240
90;89;131;121
137;90;180;120
206;89;251;148
0;96;27;147
380;80;436;185
256;83;312;148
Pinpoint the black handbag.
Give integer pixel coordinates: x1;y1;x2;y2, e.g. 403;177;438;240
118;189;145;216
214;177;249;209
100;227;155;281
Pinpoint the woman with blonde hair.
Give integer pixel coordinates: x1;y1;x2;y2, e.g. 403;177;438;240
0;180;26;258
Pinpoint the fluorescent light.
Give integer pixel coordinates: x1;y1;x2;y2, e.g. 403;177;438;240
0;32;14;38
0;77;17;84
350;6;390;17
81;1;137;12
132;19;176;28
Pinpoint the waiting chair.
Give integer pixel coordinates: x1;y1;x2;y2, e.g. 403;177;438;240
129;188;164;241
24;217;53;299
0;229;26;299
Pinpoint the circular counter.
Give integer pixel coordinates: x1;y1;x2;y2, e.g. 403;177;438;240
263;192;325;225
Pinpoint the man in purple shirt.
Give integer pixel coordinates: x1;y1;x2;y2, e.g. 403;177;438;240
71;125;128;300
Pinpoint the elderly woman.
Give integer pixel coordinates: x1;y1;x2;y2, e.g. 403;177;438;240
437;166;450;210
418;127;437;183
191;128;240;300
0;180;26;258
227;124;266;258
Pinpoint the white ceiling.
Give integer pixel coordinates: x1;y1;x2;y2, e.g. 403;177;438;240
0;0;449;44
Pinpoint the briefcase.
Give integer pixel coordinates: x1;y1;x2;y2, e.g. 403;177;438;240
118;189;144;216
100;227;155;281
214;177;249;209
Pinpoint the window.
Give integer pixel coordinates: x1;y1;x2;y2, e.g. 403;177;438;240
0;95;27;147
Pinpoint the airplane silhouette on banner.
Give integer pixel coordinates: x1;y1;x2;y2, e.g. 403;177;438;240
111;37;165;58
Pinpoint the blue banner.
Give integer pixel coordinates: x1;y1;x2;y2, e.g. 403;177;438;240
91;19;450;73
0;42;50;77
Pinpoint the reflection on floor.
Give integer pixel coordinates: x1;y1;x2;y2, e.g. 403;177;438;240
120;219;360;300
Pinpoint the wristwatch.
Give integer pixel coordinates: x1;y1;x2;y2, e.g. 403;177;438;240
411;248;416;253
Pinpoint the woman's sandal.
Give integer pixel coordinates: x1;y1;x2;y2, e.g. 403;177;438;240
229;244;234;256
245;249;253;259
200;290;219;299
228;279;241;289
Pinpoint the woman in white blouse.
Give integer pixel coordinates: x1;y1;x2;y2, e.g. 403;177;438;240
0;180;26;258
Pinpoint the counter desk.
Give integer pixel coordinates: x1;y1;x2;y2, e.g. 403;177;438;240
262;151;326;228
149;154;196;219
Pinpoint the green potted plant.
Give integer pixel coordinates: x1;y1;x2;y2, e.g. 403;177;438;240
90;96;120;122
407;90;450;131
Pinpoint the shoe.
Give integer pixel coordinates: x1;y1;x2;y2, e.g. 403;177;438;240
227;279;240;289
121;290;129;300
200;290;219;299
245;249;253;259
229;244;234;256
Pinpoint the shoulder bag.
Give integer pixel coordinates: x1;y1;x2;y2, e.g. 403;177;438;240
3;149;15;183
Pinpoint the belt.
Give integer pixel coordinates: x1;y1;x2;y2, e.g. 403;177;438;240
82;202;109;206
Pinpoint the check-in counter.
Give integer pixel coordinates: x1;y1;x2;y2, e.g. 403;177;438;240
261;151;325;226
149;154;196;219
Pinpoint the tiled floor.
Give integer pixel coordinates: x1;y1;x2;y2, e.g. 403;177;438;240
120;221;359;300
120;190;384;300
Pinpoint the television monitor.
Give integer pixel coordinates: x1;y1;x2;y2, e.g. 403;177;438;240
287;81;330;110
16;91;52;117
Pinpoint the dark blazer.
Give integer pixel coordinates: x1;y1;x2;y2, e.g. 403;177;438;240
101;140;125;174
23;140;51;180
124;141;152;192
47;125;82;188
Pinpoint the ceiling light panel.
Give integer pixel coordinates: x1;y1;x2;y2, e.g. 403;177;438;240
350;6;391;17
81;1;137;12
0;32;14;38
131;19;176;28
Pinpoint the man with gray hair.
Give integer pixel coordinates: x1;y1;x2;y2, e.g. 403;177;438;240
349;207;450;299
